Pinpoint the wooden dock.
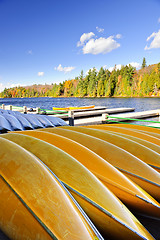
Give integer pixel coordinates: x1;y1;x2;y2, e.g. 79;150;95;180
107;109;160;122
62;107;134;126
1;103;160;127
56;107;135;119
65;109;160;126
58;107;134;126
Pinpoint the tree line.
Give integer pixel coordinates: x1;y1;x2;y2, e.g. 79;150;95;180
1;61;160;98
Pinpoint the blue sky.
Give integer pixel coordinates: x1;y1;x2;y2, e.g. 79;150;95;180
0;0;160;92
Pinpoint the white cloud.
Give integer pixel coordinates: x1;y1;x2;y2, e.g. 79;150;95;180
77;32;95;47
82;36;120;55
108;66;114;72
0;83;25;92
116;64;123;70
108;62;140;72
145;29;160;50
96;26;104;33
54;64;75;73
0;83;3;92
10;83;22;88
103;65;107;69
127;62;141;69
85;67;98;75
158;18;160;23
108;64;122;72
115;34;122;39
38;72;44;76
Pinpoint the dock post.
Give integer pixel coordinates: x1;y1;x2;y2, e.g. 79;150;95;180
2;104;5;109
102;113;108;124
36;107;40;114
23;106;27;114
68;110;74;126
9;105;12;111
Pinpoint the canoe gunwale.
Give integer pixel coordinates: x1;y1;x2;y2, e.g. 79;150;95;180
149;164;160;171
92;170;141;197
40;159;104;240
63;182;150;240
92;171;160;206
116;167;160;187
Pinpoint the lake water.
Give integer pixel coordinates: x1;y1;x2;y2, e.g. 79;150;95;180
0;97;160;112
0;97;160;125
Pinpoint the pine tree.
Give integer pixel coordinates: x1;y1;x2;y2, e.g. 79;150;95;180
87;68;97;97
142;57;147;69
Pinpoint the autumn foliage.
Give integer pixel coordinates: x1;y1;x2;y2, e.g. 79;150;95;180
1;63;160;98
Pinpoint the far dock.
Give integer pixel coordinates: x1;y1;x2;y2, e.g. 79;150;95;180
56;107;135;119
65;109;160;126
1;104;160;127
107;109;160;122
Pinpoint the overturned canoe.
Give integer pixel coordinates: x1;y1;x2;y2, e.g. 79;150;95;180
84;124;160;146
0;137;100;240
88;125;160;155
64;126;160;174
1;113;23;131
84;124;160;173
107;123;160;137
1;133;155;240
7;131;160;220
38;127;160;202
0;114;12;132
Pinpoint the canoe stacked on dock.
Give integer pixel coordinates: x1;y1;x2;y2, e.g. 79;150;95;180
0;123;160;239
0;109;68;132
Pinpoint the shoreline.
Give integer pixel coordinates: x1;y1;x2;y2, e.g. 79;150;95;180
1;96;160;99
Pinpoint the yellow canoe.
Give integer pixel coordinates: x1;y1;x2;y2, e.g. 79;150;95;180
6;131;160;220
64;126;160;173
108;123;160;138
89;126;160;156
83;124;160;173
84;124;160;146
38;127;160;202
0;137;99;240
1;133;155;240
53;105;95;111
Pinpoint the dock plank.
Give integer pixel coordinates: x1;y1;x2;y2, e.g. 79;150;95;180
57;107;135;120
66;109;160;126
108;109;160;121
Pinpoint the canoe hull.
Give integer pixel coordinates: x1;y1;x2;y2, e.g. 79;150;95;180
0;137;98;240
1;133;155;240
8;130;160;219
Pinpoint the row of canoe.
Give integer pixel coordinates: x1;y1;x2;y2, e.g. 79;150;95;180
1;123;160;239
0;109;68;131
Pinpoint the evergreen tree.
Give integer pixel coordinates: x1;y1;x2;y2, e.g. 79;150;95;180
79;70;84;80
1;62;160;98
97;67;106;97
142;57;147;69
87;68;97;97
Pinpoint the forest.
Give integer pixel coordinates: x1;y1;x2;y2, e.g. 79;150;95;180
1;60;160;98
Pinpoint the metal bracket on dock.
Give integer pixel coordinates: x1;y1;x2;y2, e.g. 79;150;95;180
102;113;109;124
